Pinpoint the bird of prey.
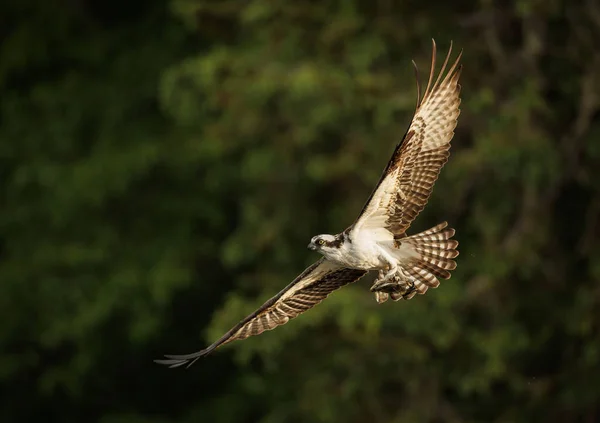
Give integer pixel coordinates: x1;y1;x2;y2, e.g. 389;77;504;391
155;39;462;368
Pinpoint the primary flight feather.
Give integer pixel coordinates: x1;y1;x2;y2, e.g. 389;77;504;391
155;40;462;368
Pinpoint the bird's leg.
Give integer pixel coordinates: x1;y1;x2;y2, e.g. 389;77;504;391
371;275;401;292
371;269;388;292
378;253;398;283
381;267;398;282
370;255;400;292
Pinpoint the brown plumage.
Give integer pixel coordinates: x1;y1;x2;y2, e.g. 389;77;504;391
155;40;462;367
351;40;462;303
155;259;366;368
354;39;462;238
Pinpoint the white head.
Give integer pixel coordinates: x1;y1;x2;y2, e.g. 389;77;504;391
307;234;343;258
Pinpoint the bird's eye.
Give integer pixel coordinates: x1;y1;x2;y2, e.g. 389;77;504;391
317;239;325;246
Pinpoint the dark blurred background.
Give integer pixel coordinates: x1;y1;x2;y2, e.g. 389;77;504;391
1;0;600;422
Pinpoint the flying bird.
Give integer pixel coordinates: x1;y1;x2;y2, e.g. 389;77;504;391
155;39;462;368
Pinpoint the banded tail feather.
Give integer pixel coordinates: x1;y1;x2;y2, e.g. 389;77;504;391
374;221;459;302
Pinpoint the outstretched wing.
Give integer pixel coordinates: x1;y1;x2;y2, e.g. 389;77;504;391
351;40;462;238
155;259;367;368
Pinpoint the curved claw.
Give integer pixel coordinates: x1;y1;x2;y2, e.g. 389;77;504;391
370;273;402;292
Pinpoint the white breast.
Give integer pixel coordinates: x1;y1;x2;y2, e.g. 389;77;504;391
325;229;394;270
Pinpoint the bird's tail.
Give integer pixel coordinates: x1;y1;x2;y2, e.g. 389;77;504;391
385;221;459;301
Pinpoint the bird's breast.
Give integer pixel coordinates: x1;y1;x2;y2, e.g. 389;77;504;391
332;240;384;270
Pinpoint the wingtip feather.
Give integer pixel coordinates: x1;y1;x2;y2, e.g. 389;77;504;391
153;358;191;368
412;59;421;108
154;346;216;369
420;40;463;106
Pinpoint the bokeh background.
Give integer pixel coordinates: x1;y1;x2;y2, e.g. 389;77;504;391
2;0;600;422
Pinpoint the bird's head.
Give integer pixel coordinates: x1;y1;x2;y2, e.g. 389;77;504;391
308;234;341;255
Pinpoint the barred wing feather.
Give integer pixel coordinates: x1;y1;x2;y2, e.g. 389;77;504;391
155;259;366;368
352;40;462;238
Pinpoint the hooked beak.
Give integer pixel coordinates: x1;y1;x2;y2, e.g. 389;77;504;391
307;243;317;251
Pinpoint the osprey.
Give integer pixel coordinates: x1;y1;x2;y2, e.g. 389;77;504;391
156;40;462;368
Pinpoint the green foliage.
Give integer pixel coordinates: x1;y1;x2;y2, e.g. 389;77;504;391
1;0;600;422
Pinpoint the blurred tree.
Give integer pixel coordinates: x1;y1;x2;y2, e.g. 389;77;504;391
1;0;599;422
0;0;215;421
